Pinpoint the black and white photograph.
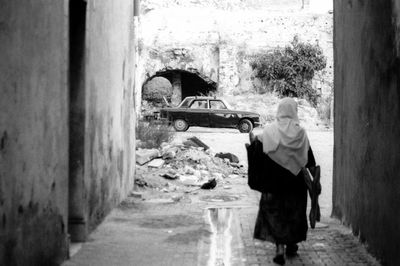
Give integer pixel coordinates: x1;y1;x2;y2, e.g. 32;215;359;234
0;0;398;265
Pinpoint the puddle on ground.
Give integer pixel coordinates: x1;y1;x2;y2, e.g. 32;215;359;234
138;214;201;229
165;228;211;244
200;195;240;202
203;208;245;266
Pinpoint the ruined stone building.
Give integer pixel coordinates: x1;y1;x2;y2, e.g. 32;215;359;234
0;0;400;265
136;0;333;112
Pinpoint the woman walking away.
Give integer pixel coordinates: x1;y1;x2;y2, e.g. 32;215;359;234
249;98;317;265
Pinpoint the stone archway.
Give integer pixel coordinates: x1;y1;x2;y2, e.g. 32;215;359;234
143;68;217;106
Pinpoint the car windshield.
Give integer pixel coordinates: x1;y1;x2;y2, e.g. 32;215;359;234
178;97;194;108
220;99;232;109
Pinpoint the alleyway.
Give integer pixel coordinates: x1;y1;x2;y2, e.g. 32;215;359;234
63;130;380;266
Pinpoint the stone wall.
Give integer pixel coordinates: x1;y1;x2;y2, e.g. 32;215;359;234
137;1;333;112
141;0;309;13
0;1;69;264
333;1;400;265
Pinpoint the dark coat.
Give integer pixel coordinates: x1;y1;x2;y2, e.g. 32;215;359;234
246;138;316;193
246;138;317;244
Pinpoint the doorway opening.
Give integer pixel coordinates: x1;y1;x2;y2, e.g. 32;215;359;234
68;0;87;244
144;69;217;106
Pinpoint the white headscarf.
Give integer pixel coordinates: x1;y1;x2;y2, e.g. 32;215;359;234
261;98;310;175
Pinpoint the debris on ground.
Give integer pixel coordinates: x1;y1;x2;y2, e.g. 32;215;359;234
133;136;246;196
215;152;239;163
161;169;179;180
200;178;217;189
183;136;209;150
134;177;148;188
148;158;165;168
179;175;201;186
162;146;179;160
136;148;160;165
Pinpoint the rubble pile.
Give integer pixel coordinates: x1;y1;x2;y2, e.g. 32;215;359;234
134;136;245;193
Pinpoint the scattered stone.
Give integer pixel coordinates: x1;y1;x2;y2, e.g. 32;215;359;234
196;164;207;170
136;148;159;165
161;170;179;180
160;142;170;149
200;178;217;189
193;169;202;178
212;172;224;181
135;177;148;187
183;139;198;148
147;158;165;168
184;165;196;175
215;152;239;163
200;170;210;177
230;162;243;168
135;137;246;194
228;174;240;179
162;146;179;160
205;148;215;156
179;175;201;186
187;136;210;150
129;191;144;199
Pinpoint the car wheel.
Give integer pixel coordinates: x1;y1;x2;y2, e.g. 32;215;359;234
173;119;189;132
238;119;253;133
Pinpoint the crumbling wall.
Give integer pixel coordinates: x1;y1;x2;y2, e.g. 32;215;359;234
83;1;136;230
333;1;400;265
0;1;69;265
141;0;309;13
138;2;333;107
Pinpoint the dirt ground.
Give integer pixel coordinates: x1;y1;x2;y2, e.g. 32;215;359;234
175;127;333;218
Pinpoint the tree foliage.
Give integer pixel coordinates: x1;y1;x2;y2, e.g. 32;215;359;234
250;36;327;106
142;76;173;103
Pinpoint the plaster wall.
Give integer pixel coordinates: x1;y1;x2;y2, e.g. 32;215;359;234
0;1;136;264
0;1;69;265
83;1;135;230
333;1;400;265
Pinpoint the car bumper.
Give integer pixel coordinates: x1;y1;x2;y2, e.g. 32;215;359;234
254;121;262;128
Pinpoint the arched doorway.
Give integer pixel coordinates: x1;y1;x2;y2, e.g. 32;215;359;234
143;69;217;106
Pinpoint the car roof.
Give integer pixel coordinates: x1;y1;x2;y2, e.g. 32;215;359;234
183;96;221;100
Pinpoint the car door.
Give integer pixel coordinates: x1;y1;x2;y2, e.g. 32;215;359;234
186;99;210;127
209;100;239;128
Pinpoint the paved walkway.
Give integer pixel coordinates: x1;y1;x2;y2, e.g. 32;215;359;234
63;177;381;266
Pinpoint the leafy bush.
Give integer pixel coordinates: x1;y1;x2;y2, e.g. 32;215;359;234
142;76;173;104
136;121;175;149
250;36;327;106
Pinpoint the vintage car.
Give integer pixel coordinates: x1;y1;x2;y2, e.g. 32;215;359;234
157;96;261;133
